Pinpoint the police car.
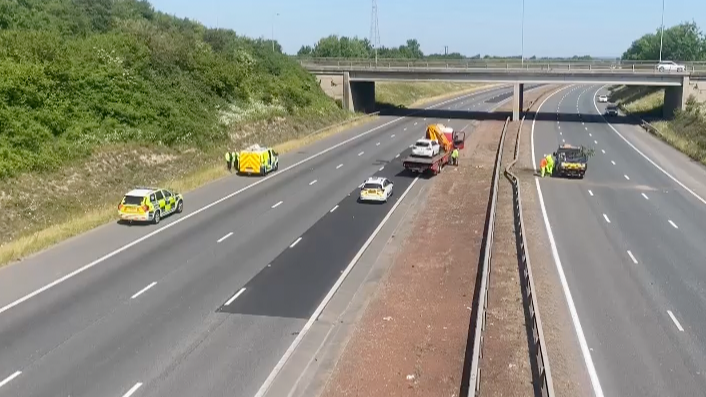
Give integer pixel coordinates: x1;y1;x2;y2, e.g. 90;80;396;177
118;187;184;224
358;176;394;203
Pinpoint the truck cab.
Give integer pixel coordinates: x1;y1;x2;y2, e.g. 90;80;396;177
554;144;588;179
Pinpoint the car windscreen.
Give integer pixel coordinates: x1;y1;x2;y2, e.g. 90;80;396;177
560;151;586;162
123;195;144;205
363;183;382;190
415;141;430;148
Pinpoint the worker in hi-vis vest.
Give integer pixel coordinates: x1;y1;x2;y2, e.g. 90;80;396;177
540;156;548;177
545;153;554;176
225;151;232;172
451;148;459;165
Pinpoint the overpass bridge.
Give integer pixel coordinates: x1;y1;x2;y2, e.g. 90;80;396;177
299;58;706;120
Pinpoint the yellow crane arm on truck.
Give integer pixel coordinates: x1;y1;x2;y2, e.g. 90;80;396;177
426;124;452;153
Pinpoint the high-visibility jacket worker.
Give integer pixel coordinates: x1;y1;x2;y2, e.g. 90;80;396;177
540;157;548;177
451;148;459;165
545;153;554;175
232;151;239;170
225;151;232;172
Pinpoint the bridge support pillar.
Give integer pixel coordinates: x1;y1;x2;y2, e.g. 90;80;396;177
663;76;689;119
342;72;376;113
512;83;524;121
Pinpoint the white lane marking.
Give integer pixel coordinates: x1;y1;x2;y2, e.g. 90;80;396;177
447;119;451;122
271;201;283;209
403;128;407;131
594;140;598;144
611;161;616;165
582;122;585;125
131;281;157;299
603;214;611;223
558;125;561;129
329;205;338;213
585;127;588;131
309;179;317;186
253;176;421;397
531;85;605;397
0;371;21;389
395;153;400;158
642;193;649;200
376;142;380;146
357;151;364;156
336;164;343;169
423;118;427;120
668;220;679;229
217;232;233;243
667;310;685;332
589;133;592;137
562;139;566;143
560;132;562;135
0;87;497;317
225;287;246;306
624;175;630;180
379;166;385;171
627;250;638;264
289;237;302;248
588;190;594;196
593;85;706;208
122;382;143;397
390;134;395;138
414;122;418;125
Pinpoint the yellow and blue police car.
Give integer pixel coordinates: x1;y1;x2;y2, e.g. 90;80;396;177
118;187;184;224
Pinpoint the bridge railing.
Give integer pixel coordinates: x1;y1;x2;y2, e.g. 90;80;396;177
296;58;706;73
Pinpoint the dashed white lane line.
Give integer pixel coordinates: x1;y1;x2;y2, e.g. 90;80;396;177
309;179;317;185
403;128;407;131
611;160;616;165
562;139;566;143
0;371;21;389
329;204;338;213
395;153;400;158
668;220;679;229
336;164;343;169
122;382;143;397
289;237;302;248
589;133;592;137
217;232;233;243
624;175;630;180
423;118;427;121
376;142;380;146
627;250;638;264
358;151;364;156
447;119;451;122
271;200;283;208
588;190;594;196
390;134;395;138
560;132;563;135
601;149;605;154
585;127;588;131
594;140;598;144
642;193;649;200
603;214;611;223
225;287;247;306
667;310;685;332
379;166;385;171
414;122;418;125
131;281;157;299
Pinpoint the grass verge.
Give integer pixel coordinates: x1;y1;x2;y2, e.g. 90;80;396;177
0;82;492;267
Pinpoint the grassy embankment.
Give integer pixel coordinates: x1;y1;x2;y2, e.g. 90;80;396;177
609;85;706;164
0;1;488;266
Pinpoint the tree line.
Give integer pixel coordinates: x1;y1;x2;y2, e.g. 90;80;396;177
622;22;706;61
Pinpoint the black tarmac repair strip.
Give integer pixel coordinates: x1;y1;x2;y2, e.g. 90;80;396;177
218;148;419;319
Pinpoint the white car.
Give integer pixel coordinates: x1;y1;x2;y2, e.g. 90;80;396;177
597;95;608;103
359;176;394;203
412;138;440;158
656;61;685;72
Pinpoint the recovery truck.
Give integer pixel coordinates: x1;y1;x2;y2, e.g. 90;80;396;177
402;124;465;175
553;144;589;178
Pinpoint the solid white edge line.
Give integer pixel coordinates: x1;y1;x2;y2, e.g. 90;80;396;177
592;85;706;207
271;201;283;209
603;214;611;223
252;176;421;397
668;220;679;229
0;371;21;389
225;287;247;306
122;382;143;397
289;237;302;248
130;281;157;299
329;205;338;213
667;310;685;332
217;232;234;243
0;86;506;317
532;84;605;397
627;250;638;264
642;193;649;200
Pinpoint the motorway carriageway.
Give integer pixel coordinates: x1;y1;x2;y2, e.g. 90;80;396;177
533;84;706;397
0;84;527;397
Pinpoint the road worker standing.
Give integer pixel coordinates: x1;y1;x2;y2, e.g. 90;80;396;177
451;148;459;166
225;151;232;172
545;153;554;176
540;156;548;177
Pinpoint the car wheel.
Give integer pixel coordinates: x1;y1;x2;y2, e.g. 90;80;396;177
153;210;161;225
658;66;665;72
176;200;183;213
678;67;684;72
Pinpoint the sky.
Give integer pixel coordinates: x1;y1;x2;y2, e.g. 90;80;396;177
149;0;706;58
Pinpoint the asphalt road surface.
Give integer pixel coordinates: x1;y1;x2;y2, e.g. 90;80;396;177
0;84;523;397
533;84;706;397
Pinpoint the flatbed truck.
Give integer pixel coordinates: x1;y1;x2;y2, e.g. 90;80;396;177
402;123;464;175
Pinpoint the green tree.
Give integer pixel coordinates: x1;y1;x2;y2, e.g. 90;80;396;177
623;21;706;61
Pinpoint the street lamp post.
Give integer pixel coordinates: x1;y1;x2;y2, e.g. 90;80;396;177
521;0;525;66
272;13;279;52
659;0;665;61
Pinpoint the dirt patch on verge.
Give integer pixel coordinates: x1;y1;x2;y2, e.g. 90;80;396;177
516;85;594;397
318;120;503;397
